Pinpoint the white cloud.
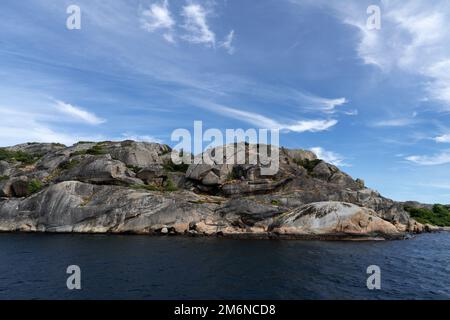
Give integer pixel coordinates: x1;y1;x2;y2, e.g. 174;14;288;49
302;95;348;114
163;32;175;43
55;100;105;125
310;147;349;167
434;134;450;143
405;152;450;166
181;3;215;47
118;132;163;144
219;30;235;54
286;120;338;133
196;100;338;133
0;107;102;147
300;0;450;109
372;118;417;127
141;0;175;39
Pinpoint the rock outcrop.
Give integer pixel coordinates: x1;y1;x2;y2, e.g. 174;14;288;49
0;141;428;240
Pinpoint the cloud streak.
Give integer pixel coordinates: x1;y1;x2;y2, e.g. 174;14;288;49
55;100;105;125
434;134;450;143
405;152;450;166
219;30;235;55
195;100;338;133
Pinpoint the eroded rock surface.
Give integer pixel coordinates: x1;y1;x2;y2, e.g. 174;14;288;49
0;141;429;239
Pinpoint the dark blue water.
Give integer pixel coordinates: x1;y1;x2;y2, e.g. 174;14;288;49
0;232;449;300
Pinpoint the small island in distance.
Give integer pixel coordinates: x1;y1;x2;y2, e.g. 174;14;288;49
0;140;449;240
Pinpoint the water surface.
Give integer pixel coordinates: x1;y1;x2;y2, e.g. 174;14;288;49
0;233;449;299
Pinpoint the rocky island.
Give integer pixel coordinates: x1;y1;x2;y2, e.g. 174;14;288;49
0;141;442;240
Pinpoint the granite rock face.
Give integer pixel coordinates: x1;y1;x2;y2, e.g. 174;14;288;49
0;141;427;240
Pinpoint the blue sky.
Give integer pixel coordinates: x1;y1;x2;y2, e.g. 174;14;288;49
1;0;450;204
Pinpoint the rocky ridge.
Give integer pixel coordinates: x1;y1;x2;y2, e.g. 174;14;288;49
0;141;429;240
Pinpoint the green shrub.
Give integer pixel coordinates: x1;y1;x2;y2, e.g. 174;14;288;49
226;168;241;181
85;145;106;155
0;148;38;165
0;175;9;182
71;144;107;157
59;159;80;170
271;199;281;206
164;178;178;192
293;158;322;173
163;161;190;173
127;165;142;174
27;179;43;194
405;205;450;227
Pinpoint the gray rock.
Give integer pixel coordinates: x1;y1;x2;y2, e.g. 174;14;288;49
0;140;430;239
58;155;143;186
0;161;11;176
104;141;171;167
269;202;400;237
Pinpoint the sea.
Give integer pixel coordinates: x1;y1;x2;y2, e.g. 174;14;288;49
0;232;449;300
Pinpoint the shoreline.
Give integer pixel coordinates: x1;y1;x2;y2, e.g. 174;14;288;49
0;229;413;241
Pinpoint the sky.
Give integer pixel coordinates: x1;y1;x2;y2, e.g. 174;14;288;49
1;0;450;204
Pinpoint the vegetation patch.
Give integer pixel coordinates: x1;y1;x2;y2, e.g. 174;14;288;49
126;165;142;174
0;148;39;165
52;143;66;148
405;205;450;227
71;144;107;157
271;199;281;206
163;161;190;173
164;178;178;192
0;175;9;182
226;167;241;181
59;159;80;170
43;169;62;183
294;158;322;173
27;179;43;194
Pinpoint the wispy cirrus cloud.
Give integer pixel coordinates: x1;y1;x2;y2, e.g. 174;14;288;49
405;152;450;166
301;95;348;114
55;100;105;125
140;1;234;51
372;118;418;128
291;0;450;109
195;100;338;133
219;30;235;55
338;1;450;109
0;107;104;147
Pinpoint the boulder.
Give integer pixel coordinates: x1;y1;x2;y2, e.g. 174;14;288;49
0;177;31;198
58;155;143;186
269;202;400;237
217;198;287;225
136;165;167;186
0;161;11;176
104;141;171;167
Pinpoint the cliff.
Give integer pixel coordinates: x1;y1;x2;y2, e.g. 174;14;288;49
0;141;427;240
